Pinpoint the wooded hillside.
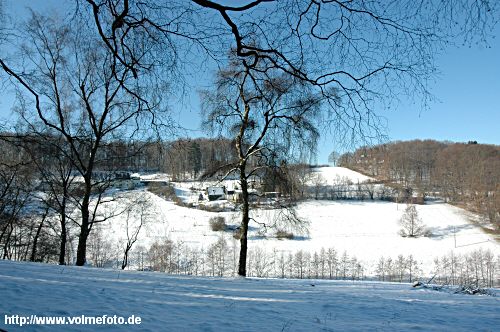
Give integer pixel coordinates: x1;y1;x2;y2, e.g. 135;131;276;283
339;140;499;231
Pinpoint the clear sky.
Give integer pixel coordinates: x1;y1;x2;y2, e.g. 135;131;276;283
382;33;500;146
180;34;500;163
1;1;499;164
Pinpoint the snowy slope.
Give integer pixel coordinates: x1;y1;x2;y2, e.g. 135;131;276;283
310;166;373;184
98;189;498;275
0;260;498;331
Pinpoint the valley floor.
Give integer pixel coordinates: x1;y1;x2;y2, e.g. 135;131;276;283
102;191;498;276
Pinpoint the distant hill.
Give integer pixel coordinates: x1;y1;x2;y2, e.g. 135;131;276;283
339;140;499;233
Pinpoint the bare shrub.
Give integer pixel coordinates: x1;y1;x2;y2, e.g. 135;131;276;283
209;216;227;232
233;227;242;240
198;204;225;213
275;230;294;240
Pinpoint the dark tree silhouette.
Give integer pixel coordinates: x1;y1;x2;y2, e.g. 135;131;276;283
202;59;320;275
0;12;169;265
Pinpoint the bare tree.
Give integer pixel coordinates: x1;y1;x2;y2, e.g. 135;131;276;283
201;59;322;276
87;225;116;268
328;151;340;166
310;172;327;200
15;134;77;265
81;1;497;211
85;0;496;145
0;139;35;260
121;194;151;270
207;235;228;277
399;204;427;238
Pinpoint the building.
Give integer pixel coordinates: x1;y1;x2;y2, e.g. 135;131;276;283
207;186;226;201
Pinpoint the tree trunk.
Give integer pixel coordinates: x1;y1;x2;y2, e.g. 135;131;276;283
31;203;53;262
3;224;13;259
29;215;46;262
76;224;89;266
121;251;129;270
238;162;249;277
75;146;99;266
122;242;132;270
59;216;67;265
76;182;91;266
58;193;68;265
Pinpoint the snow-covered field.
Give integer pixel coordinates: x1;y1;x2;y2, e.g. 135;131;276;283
0;260;498;331
95;167;498;276
102;193;498;273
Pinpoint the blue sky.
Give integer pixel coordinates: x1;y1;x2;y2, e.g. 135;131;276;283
383;36;500;145
178;36;500;163
1;1;499;163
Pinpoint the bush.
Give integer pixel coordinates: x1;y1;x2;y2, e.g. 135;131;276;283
422;228;433;237
233;227;242;240
198;204;225;213
455;285;491;296
275;230;294;240
169;197;194;208
209;216;227;231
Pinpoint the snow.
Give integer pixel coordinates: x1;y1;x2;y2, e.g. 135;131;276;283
99;190;498;275
19;167;498;278
2;167;498;330
310;166;374;184
0;260;498;331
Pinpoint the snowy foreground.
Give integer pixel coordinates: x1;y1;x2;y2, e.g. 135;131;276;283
0;260;498;332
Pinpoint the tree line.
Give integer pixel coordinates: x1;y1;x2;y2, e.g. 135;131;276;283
339;140;499;230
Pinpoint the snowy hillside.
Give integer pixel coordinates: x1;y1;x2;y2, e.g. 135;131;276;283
309;166;373;184
100;193;498;274
0;260;498;331
89;167;499;278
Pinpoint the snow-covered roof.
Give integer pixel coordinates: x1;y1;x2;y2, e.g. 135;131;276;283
207;186;225;196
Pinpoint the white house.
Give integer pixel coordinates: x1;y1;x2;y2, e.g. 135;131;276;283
207;186;226;201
